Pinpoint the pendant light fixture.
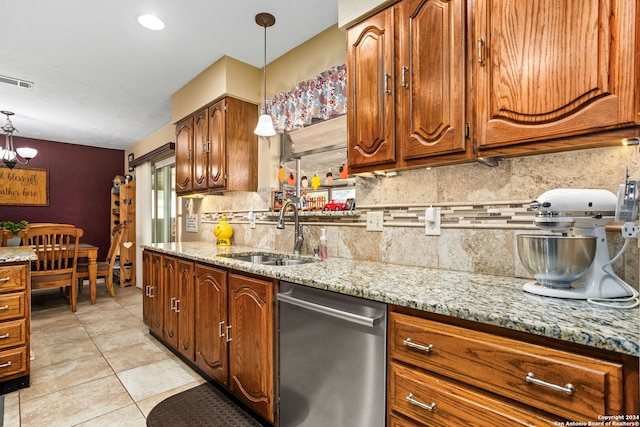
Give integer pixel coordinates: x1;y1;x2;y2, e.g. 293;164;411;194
1;111;37;169
253;12;277;137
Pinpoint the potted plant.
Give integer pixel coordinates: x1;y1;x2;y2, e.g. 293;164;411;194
1;220;28;245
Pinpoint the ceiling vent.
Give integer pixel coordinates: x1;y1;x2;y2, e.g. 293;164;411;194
0;75;34;89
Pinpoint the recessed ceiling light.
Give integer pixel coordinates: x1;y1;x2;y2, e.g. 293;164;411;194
137;14;165;31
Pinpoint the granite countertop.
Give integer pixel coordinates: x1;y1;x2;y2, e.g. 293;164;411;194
0;246;37;263
142;241;639;357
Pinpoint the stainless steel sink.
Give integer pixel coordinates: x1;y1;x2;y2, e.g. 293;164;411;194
221;253;316;266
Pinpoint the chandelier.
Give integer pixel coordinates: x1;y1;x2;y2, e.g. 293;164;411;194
1;111;37;169
253;13;277;138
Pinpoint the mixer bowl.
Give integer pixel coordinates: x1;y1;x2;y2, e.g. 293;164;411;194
517;234;597;287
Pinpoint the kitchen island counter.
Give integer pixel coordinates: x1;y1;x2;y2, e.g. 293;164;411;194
142;242;639;357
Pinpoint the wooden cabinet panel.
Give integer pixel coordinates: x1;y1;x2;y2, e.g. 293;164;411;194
0;262;29;391
0;264;27;293
398;0;467;160
175;97;257;194
148;252;164;336
176;260;195;361
228;273;274;423
389;362;559;426
207;99;227;189
162;256;178;348
390;312;624;421
0;293;25;322
195;264;228;385
0;319;27;351
476;0;638;150
225;98;258;192
0;347;27;379
175;117;193;195
347;8;396;169
192;109;209;191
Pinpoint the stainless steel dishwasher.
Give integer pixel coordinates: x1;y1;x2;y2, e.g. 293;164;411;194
277;281;387;427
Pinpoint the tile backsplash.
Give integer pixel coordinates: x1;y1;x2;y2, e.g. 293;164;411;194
187;145;639;287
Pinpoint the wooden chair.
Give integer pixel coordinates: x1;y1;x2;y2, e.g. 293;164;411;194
77;226;122;298
19;224;83;312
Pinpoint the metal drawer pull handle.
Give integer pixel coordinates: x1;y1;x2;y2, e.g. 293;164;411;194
477;38;486;65
0;305;9;311
403;338;433;353
383;73;392;94
226;325;232;342
401;66;409;89
0;277;10;282
0;333;9;339
218;321;225;338
406;393;436;411
170;297;176;311
526;372;574;395
0;361;11;368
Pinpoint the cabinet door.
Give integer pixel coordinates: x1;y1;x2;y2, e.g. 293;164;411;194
207;99;227;189
347;7;396;170
228;273;274;423
398;0;467;160
162;256;178;348
142;251;151;327
175;117;193;194
192;109;209;191
476;0;638;149
177;260;195;361
195;264;228;385
149;252;163;337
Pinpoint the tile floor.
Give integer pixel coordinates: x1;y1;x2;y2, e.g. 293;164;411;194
2;282;206;427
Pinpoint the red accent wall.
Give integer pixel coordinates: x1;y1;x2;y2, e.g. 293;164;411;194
1;136;124;259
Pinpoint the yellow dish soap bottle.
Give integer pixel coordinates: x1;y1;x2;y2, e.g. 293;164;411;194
214;215;233;246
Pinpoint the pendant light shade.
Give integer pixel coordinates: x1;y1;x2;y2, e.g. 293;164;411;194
254;13;276;137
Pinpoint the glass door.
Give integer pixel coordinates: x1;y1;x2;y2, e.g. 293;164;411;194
152;157;176;243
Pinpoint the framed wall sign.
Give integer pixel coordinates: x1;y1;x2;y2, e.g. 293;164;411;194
0;167;49;206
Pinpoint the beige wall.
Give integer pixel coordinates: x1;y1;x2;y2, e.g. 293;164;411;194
172;56;262;123
338;0;396;29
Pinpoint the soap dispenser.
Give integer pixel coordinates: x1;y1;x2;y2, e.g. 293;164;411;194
319;228;327;259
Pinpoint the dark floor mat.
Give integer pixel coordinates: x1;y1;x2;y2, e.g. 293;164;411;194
146;382;263;427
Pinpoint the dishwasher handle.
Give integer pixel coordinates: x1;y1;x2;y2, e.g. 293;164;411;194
277;291;384;327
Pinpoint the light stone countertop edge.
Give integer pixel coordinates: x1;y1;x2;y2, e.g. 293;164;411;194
142;242;640;357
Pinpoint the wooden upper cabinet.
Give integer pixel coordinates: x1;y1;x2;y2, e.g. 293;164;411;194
175;117;193;195
207;99;227;189
398;0;467;161
347;8;396;170
347;0;472;173
175;97;257;194
475;0;638;151
192;109;209;192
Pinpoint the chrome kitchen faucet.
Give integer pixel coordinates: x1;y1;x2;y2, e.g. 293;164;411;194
277;199;304;254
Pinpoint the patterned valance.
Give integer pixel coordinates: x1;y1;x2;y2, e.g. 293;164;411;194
264;64;347;133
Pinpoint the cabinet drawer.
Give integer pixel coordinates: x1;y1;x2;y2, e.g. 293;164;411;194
0;265;27;293
0;346;28;378
389;312;624;420
0;319;27;350
390;363;558;426
0;293;26;321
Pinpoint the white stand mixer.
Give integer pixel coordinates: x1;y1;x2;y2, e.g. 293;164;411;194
521;187;637;300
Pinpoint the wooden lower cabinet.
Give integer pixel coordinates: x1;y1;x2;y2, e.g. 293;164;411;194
228;273;275;423
142;251;163;337
388;307;639;425
194;264;228;385
0;262;31;392
144;251;276;424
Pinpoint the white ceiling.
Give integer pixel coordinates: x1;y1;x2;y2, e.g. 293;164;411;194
0;0;339;150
